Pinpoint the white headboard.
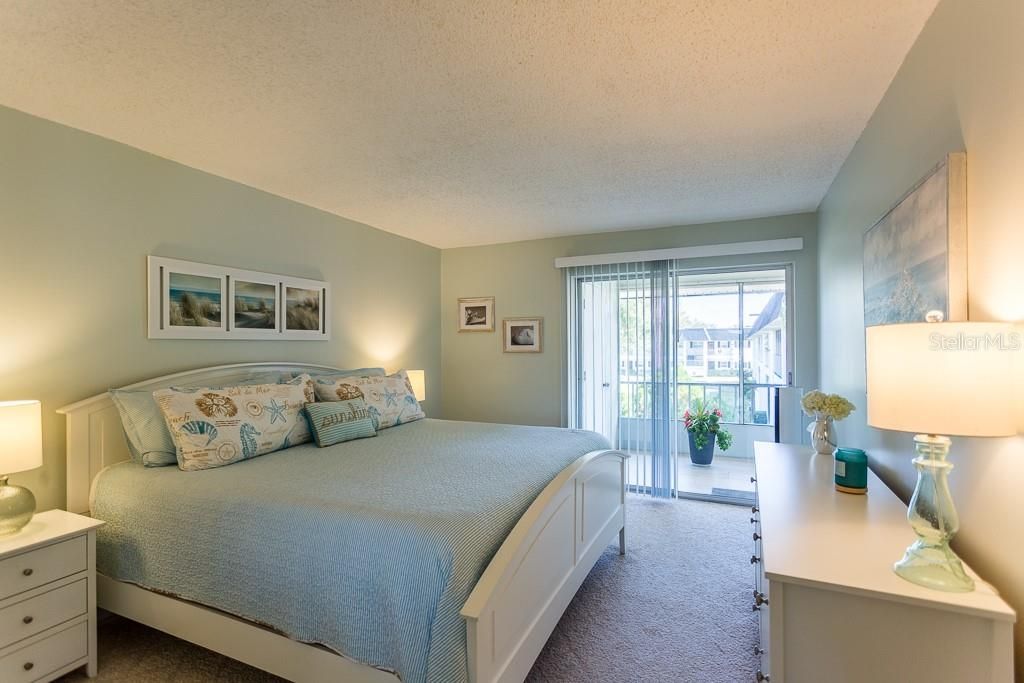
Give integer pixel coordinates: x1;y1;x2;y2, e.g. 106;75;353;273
56;362;351;514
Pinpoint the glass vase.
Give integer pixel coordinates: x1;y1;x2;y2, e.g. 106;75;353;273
809;414;837;455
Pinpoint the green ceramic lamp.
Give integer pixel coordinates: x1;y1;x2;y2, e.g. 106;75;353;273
0;400;43;535
865;322;1016;592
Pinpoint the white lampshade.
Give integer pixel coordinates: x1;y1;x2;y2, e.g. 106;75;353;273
406;370;426;402
865;323;1016;437
0;400;43;474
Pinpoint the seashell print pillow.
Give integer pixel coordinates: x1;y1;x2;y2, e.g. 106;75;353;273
312;370;425;431
154;374;317;471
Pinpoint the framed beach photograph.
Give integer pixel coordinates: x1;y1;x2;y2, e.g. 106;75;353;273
863;152;967;326
229;277;279;338
152;258;227;337
458;296;495;332
503;317;542;353
282;276;330;339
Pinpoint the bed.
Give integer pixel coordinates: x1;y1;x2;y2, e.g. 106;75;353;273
58;362;628;683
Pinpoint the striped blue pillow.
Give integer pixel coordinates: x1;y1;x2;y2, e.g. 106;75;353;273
305;399;377;447
110;388;179;467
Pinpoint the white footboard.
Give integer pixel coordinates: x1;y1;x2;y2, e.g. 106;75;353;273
460;449;628;683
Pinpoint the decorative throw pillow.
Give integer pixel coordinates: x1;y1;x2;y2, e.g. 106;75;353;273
154;374;317;471
312;370;425;430
110;370;306;467
110;388;180;467
304;399;377;447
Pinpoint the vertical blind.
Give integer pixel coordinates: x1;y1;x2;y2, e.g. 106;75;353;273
566;261;678;498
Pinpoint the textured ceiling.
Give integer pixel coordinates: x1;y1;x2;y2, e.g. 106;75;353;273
0;1;937;248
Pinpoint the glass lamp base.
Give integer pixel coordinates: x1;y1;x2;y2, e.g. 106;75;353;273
0;476;36;536
894;539;974;593
893;435;974;593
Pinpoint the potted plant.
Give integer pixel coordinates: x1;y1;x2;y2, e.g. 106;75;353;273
684;401;733;466
800;390;855;455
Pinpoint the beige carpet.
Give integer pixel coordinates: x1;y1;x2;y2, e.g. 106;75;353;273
61;496;757;682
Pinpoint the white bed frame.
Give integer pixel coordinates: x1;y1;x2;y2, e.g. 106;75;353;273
58;362;628;683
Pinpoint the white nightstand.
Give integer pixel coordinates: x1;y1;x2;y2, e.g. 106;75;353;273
0;510;104;682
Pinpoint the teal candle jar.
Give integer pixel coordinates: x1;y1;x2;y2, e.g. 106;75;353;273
835;448;868;494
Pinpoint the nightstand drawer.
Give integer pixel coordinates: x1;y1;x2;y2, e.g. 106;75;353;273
0;536;87;601
0;580;87;648
0;621;87;683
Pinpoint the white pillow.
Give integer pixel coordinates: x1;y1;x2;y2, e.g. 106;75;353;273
154;374;316;471
312;370;424;430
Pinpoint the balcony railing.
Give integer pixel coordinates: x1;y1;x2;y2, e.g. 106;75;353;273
617;379;782;426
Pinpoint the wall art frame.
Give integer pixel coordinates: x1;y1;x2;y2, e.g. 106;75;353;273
458;296;495;332
503;317;543;353
147;256;330;341
862;152;967;327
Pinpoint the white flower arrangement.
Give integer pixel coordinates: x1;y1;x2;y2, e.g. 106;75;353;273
801;390;855;421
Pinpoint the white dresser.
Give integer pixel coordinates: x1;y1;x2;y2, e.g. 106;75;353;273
752;442;1015;683
0;511;104;682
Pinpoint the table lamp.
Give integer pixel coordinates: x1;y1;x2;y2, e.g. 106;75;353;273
865;322;1016;592
0;400;43;535
406;370;426;402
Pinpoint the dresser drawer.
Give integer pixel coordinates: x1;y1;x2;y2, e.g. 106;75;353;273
0;537;87;601
0;580;87;649
0;621;87;683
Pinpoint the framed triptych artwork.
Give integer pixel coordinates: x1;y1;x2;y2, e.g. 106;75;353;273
148;256;330;340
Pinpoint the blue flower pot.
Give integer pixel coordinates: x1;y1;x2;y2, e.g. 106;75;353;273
688;432;715;466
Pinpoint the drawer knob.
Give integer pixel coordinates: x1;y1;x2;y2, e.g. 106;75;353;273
750;555;761;564
750;517;757;525
755;591;769;606
750;476;757;484
22;568;33;577
752;532;761;541
751;505;759;513
754;646;765;655
22;615;33;624
756;672;770;682
24;662;34;671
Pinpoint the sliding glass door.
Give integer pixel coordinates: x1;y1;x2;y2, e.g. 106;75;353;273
567;262;792;502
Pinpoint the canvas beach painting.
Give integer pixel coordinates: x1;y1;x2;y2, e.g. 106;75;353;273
233;280;277;330
862;153;966;327
148;256;330;340
167;271;224;329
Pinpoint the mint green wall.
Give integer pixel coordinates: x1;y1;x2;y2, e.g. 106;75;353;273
0;105;441;512
817;0;1024;666
441;213;818;427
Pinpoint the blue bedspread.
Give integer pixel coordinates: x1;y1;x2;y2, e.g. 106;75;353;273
91;419;610;683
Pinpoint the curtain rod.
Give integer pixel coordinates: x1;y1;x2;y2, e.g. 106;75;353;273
553;237;804;268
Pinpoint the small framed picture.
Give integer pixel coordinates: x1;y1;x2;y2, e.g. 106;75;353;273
229;277;279;338
503;317;542;353
458;297;495;332
161;262;227;335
